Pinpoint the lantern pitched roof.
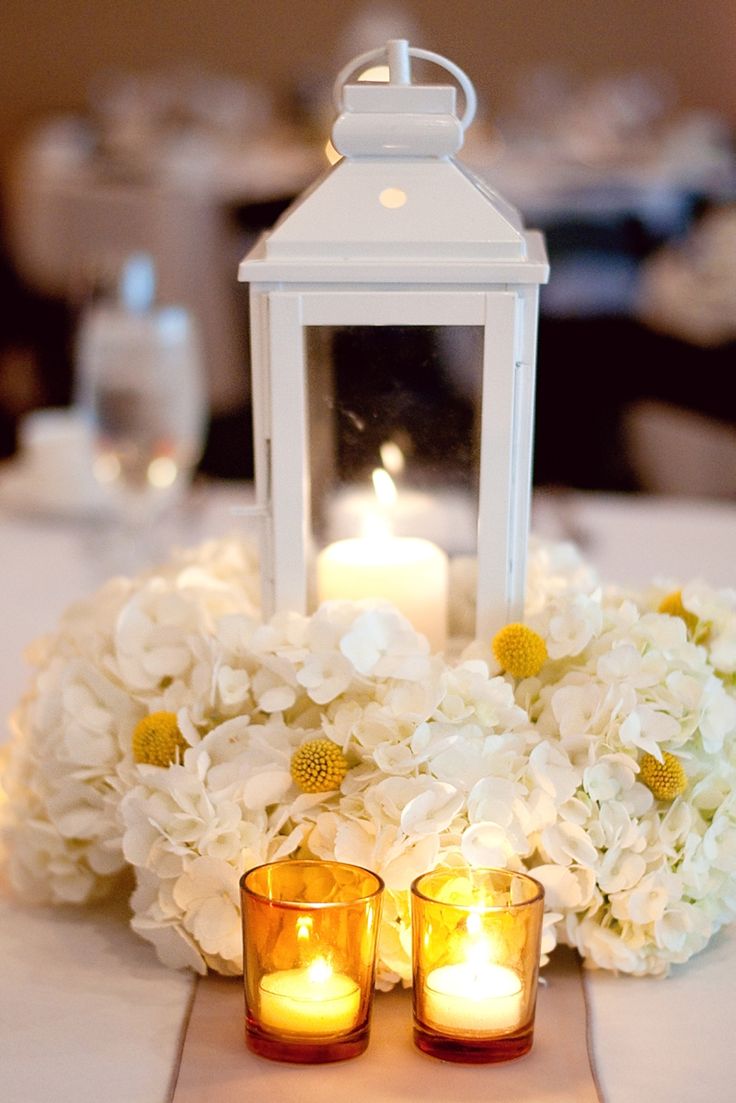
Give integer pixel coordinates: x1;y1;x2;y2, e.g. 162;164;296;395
240;46;548;286
261;157;526;262
239;159;548;283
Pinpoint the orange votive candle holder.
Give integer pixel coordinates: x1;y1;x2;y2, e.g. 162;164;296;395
241;859;384;1063
411;868;544;1063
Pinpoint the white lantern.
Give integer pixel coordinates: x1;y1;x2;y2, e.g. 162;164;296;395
239;40;549;646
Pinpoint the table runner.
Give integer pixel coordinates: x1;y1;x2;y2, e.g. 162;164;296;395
171;947;600;1103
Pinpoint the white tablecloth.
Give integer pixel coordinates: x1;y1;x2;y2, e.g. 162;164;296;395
2;487;736;1102
585;923;736;1103
532;490;736;589
0;886;194;1103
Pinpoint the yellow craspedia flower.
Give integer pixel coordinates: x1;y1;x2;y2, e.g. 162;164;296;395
658;590;698;635
291;738;349;793
492;623;548;679
639;751;687;801
132;711;188;767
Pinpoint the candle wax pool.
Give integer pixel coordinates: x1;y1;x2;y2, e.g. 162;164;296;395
423;962;523;1036
258;967;361;1036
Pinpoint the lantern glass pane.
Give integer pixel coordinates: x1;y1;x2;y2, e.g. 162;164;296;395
306;325;483;641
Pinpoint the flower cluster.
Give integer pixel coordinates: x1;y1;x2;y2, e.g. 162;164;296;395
2;537;736;982
520;579;736;974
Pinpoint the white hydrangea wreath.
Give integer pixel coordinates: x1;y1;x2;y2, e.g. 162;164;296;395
2;536;736;982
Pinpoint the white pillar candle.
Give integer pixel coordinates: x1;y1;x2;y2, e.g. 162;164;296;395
258;960;361;1036
423;962;523;1036
316;534;448;650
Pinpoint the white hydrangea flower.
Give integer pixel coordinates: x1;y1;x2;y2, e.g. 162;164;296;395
130;870;209;974
532;591;603;659
339;606;431;680
172;856;243;962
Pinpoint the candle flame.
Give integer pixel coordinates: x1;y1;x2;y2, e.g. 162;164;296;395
296;915;313;941
360;465;397;539
371;467;397;507
466;910;483;937
307;957;333;985
379;440;405;476
464;908;493;972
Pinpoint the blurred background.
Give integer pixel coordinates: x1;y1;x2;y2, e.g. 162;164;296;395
0;0;734;499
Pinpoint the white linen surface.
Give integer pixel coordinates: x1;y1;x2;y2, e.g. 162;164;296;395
0;520;91;745
532;491;736;589
0;885;194;1103
585;924;736;1103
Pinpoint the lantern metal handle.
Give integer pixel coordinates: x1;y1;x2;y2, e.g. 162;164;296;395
332;40;478;134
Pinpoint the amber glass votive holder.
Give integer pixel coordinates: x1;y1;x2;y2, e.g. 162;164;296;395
241;859;384;1063
411;868;544;1064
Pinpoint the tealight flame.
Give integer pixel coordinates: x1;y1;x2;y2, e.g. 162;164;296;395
464;908;493;972
307;957;333;985
466;911;483;937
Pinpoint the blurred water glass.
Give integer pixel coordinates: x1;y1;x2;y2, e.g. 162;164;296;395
76;253;207;572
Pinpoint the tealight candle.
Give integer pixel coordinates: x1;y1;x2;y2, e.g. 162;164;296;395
423;961;523;1035
259;959;361;1036
241;859;383;1063
411;868;544;1063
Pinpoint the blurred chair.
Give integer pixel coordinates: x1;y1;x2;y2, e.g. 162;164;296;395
624;400;736;498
